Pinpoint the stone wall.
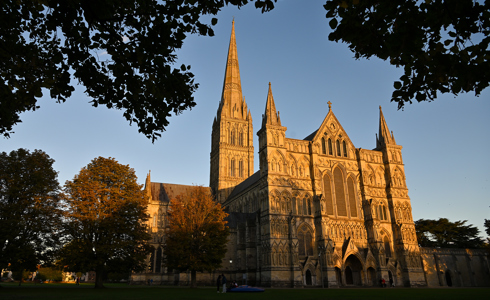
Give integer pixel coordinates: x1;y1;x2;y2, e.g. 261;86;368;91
420;247;490;287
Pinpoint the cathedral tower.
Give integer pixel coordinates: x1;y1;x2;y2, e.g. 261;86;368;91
210;21;254;202
376;106;426;286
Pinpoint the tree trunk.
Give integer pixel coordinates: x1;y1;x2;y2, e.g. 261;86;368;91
190;270;197;288
94;266;105;289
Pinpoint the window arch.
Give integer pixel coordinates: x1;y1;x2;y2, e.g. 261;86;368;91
239;130;244;146
230;159;235;177
383;236;391;258
343;141;348;157
321;137;326;154
334;167;347;216
328;139;333;155
239;160;244;177
230;129;236;145
323;173;334;215
298;225;314;256
377;203;388;220
336;140;341;156
347;177;358;218
155;247;162;273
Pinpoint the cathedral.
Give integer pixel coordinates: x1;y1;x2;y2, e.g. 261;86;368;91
132;22;490;288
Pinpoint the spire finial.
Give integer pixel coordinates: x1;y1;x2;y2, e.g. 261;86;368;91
327;101;332;110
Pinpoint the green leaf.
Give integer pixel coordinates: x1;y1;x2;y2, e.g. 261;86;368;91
211;18;218;26
329;18;338;30
394;81;402;89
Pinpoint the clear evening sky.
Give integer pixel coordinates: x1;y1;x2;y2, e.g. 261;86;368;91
1;1;489;237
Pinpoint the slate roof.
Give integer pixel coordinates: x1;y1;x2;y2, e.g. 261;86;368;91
303;129;318;141
149;182;212;203
227;171;261;201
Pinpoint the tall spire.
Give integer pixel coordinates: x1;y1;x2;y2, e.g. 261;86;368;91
377;106;395;147
145;170;152;201
262;82;281;127
220;20;245;119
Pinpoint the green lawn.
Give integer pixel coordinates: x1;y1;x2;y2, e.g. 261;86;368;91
0;282;489;300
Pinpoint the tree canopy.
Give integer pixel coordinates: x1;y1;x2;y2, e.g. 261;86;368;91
415;218;485;249
325;0;490;108
60;156;151;288
0;0;276;141
0;149;62;283
165;186;229;288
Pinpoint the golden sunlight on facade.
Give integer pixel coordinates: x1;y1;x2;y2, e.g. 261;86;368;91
132;22;490;288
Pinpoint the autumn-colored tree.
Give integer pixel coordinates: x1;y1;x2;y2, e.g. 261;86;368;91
0;149;62;286
165;186;229;288
415;218;485;249
60;157;151;288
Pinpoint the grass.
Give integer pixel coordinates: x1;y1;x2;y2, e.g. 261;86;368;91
0;282;489;300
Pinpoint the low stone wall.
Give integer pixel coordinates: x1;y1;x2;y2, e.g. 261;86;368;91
420;247;490;287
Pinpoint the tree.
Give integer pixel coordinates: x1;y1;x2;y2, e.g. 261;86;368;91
165;186;229;288
484;219;490;249
485;219;490;236
324;0;490;108
0;0;276;141
60;157;151;288
0;148;62;286
415;218;485;249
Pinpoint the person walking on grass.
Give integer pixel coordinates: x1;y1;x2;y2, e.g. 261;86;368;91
216;275;222;293
221;273;227;293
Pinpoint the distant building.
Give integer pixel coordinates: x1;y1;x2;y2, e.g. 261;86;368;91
132;22;490;288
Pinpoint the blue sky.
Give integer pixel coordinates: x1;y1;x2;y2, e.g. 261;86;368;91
1;1;489;237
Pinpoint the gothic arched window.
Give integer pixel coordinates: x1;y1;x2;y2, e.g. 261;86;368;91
336;140;341;156
347;177;358;218
328;139;333;155
155;247;162;273
384;236;391;258
343;141;348;157
298;226;314;257
323;173;334;215
334;167;347;216
321;137;326;154
239;160;244;177
239;131;244;146
230;129;236;145
230;159;235;177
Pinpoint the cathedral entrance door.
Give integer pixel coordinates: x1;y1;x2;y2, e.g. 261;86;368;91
445;271;452;287
367;267;376;286
344;255;363;286
335;267;342;287
345;267;353;285
305;269;312;286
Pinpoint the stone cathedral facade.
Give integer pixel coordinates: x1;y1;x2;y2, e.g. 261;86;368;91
133;22;490;288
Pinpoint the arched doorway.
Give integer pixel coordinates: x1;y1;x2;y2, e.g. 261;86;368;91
345;266;353;285
344;255;363;286
445;271;452;287
335;267;342;286
367;267;376;286
388;270;394;287
305;269;312;286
